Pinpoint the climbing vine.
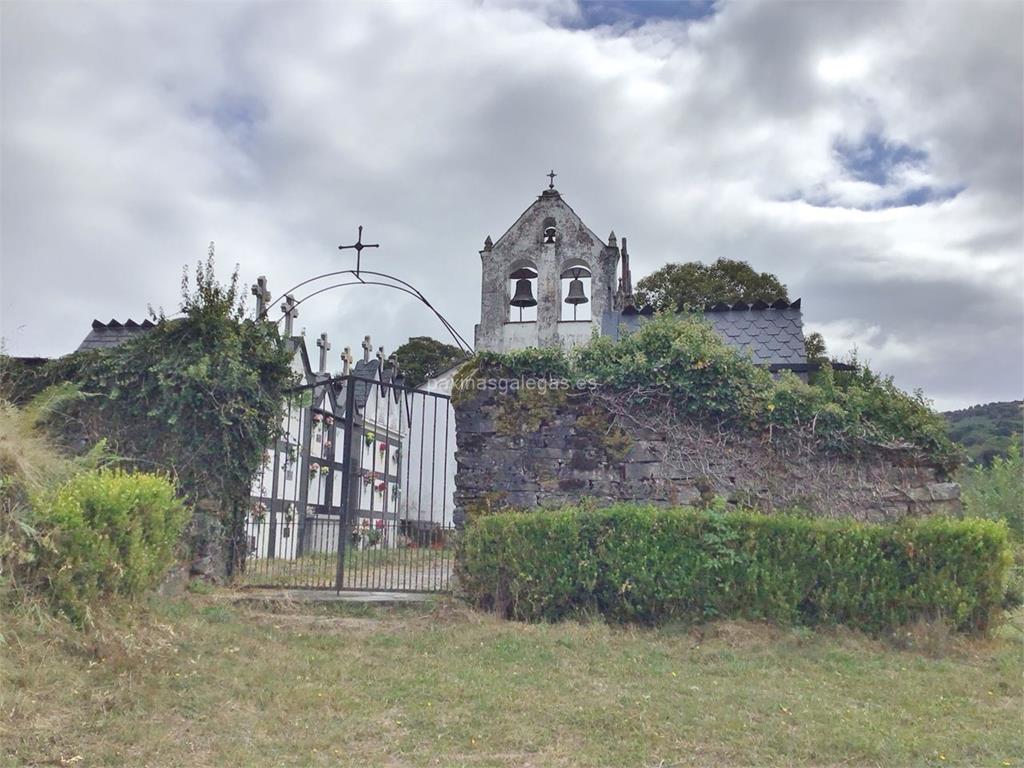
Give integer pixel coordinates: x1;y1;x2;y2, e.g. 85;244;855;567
27;254;294;572
472;314;959;471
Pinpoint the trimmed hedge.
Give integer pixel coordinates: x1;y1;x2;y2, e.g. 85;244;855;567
456;505;1011;633
31;469;189;623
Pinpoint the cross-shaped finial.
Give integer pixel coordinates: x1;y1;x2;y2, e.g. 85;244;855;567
547;169;557;189
316;332;331;374
376;346;385;364
341;346;353;376
281;294;299;336
338;225;380;276
251;276;271;318
361;335;372;362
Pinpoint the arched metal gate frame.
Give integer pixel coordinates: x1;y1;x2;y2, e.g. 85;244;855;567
240;237;470;592
262;268;474;356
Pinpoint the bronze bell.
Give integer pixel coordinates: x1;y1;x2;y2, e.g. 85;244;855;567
510;278;538;308
564;269;589;305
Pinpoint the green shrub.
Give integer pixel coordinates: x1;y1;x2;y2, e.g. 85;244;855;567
961;436;1023;540
959;438;1023;609
31;469;188;622
0;392;110;597
457;505;1011;633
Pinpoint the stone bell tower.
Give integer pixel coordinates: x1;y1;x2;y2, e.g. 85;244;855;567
474;175;621;354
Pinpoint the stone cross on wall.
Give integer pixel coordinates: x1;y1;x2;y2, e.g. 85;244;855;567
341;346;353;375
251;276;271;318
316;332;331;374
361;335;372;362
281;294;299;336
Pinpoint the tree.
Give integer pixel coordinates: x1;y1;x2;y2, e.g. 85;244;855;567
393;336;466;389
634;258;789;311
804;332;828;365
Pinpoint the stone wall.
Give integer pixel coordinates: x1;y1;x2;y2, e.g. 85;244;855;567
453;387;959;524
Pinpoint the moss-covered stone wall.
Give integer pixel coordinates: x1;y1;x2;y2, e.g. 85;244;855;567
453;386;960;524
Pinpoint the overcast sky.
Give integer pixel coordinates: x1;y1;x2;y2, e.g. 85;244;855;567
2;0;1021;410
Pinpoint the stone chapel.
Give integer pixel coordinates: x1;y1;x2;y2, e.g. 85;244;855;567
474;177;809;372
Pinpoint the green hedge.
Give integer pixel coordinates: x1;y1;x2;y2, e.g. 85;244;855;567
457;505;1011;633
31;469;189;622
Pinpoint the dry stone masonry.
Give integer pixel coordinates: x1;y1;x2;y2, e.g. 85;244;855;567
453;385;959;524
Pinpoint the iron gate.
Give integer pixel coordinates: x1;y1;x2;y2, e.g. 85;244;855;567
239;372;457;592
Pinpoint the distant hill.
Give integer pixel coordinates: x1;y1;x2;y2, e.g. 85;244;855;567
943;400;1023;465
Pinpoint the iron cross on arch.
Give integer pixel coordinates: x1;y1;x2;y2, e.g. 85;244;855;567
337;225;380;276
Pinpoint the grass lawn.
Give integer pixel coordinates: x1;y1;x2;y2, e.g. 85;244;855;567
2;595;1021;768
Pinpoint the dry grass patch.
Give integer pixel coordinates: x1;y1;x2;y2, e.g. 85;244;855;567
2;595;1021;768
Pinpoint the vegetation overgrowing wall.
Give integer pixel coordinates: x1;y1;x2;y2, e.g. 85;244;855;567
2;256;293;581
453;315;960;523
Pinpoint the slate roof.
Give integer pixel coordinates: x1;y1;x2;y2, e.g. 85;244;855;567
77;319;155;352
616;299;807;368
338;357;405;411
351;358;382;409
703;299;806;366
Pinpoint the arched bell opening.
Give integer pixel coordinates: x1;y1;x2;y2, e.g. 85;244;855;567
508;264;538;323
559;262;592;322
542;217;557;244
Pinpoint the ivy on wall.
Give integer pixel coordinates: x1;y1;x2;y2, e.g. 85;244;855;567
7;255;294;574
469;314;959;471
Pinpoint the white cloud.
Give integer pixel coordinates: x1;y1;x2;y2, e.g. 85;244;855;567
1;0;1020;409
815;51;871;84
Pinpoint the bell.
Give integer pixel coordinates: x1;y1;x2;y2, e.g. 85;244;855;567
564;277;588;305
510;278;537;308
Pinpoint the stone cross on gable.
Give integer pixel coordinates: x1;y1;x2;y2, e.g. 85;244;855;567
361;335;372;362
251;276;271;318
281;294;299;336
316;332;331;374
341;346;353;376
376;346;385;363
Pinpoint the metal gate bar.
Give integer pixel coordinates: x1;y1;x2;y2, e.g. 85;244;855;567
239;372;456;593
